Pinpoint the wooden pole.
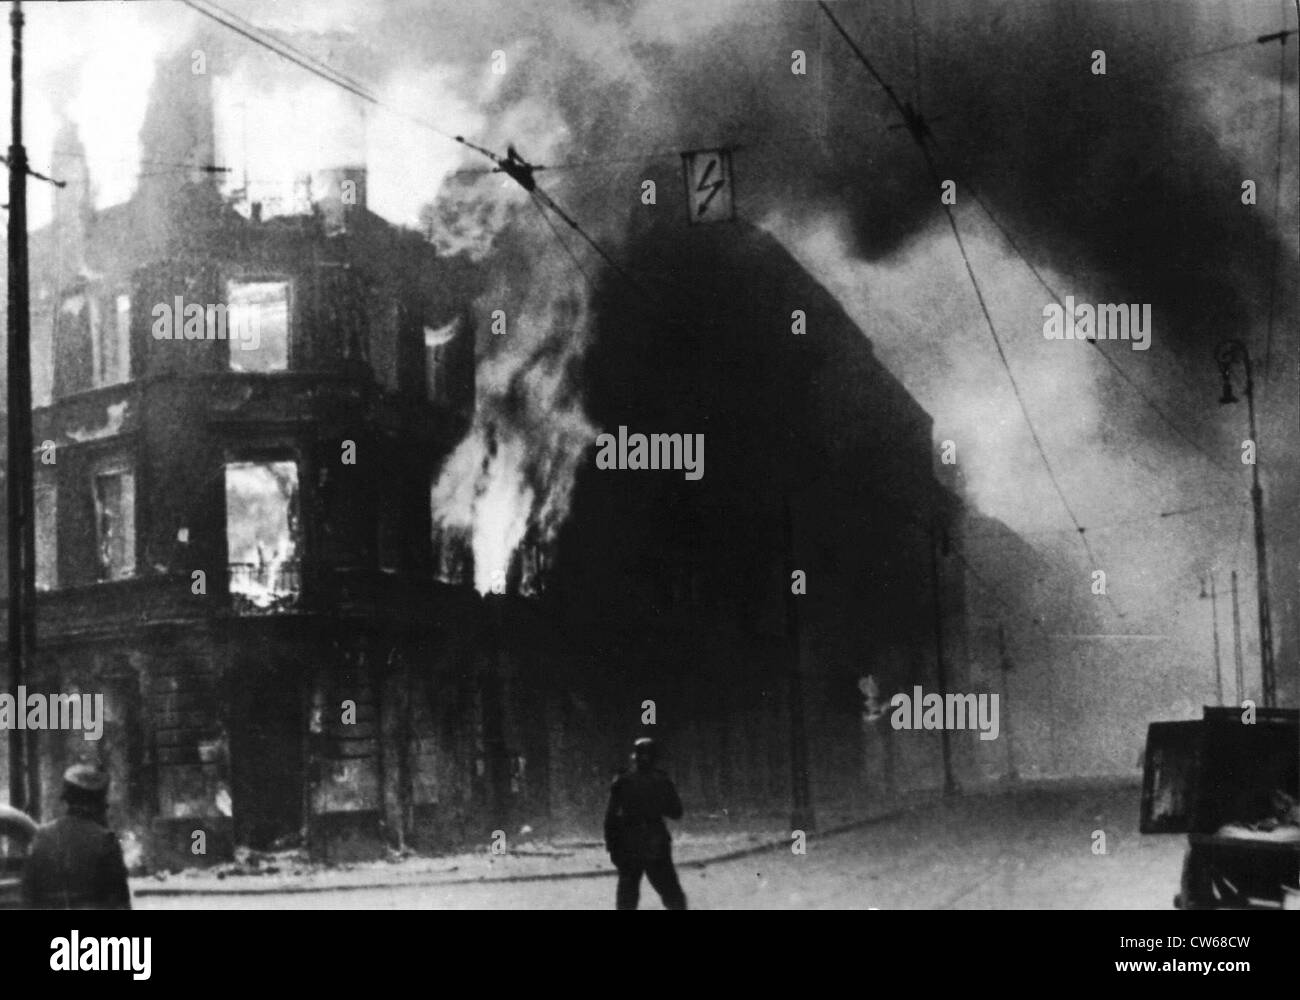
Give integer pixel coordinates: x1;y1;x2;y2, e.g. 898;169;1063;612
5;0;37;817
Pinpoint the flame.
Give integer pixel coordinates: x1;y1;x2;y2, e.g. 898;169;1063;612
433;426;533;595
431;239;598;596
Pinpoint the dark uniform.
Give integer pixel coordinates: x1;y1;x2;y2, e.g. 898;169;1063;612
22;764;131;911
604;738;687;910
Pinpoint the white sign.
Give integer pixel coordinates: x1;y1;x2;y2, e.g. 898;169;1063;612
681;148;735;224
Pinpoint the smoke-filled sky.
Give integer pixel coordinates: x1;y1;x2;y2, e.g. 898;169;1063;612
10;1;1298;675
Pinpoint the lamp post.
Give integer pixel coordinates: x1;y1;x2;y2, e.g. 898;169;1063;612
1214;340;1275;708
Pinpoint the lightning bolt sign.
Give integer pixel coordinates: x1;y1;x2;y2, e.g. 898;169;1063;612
682;148;735;224
695;158;725;215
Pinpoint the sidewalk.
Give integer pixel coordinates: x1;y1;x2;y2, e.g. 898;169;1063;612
132;797;921;897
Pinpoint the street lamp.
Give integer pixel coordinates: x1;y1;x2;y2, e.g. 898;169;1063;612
1214;339;1275;708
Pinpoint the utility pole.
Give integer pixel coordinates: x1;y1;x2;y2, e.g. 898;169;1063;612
1200;574;1223;706
929;522;956;796
782;498;813;833
5;0;37;816
1215;341;1275;707
997;623;1016;781
1230;571;1245;705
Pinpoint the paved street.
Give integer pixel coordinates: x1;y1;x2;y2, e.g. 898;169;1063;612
138;779;1186;909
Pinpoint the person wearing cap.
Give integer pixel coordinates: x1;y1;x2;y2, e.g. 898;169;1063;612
21;764;131;910
604;737;687;910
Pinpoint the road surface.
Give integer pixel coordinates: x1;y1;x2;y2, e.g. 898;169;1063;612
139;780;1187;909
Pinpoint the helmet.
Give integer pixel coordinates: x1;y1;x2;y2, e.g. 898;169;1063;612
62;763;110;797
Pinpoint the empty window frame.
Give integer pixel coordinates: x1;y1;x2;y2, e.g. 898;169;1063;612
225;459;301;606
225;280;290;373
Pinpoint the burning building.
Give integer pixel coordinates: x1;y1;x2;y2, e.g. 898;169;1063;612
0;21;1024;867
0;43;485;863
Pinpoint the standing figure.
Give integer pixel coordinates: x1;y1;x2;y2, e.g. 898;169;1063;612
604;737;687;910
22;764;131;910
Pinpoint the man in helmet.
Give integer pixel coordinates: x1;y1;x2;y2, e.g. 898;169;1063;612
22;763;131;910
604;737;687;910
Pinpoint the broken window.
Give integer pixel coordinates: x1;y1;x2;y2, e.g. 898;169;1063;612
35;475;57;591
91;293;130;387
92;467;136;581
225;460;300;609
226;280;290;373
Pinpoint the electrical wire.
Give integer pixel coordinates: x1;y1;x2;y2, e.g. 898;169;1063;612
925;133;1244;487
818;0;1125;619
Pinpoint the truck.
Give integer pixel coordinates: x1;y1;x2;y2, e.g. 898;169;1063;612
1141;706;1299;910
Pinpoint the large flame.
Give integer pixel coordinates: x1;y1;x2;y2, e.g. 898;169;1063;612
431;241;598;596
433;426;533;595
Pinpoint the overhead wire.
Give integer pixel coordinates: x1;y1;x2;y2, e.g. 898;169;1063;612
961;500;1250;540
818;0;1126;620
185;0;673;320
187;0;1276;621
926;135;1244;488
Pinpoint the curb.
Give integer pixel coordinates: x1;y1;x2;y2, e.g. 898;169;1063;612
132;807;906;897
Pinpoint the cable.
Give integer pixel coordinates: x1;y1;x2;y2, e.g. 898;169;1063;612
944;196;1126;618
186;0;661;318
51;149;229;172
527;190;596;295
819;0;1243;486
925;136;1243;486
819;0;1124;619
183;0;467;150
190;0;375;98
182;0;378;106
961;500;1250;540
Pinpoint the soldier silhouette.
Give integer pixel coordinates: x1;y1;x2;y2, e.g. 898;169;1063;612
22;764;131;910
604;737;687;910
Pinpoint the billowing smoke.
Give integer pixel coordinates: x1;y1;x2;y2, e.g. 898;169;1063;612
21;2;1297;681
